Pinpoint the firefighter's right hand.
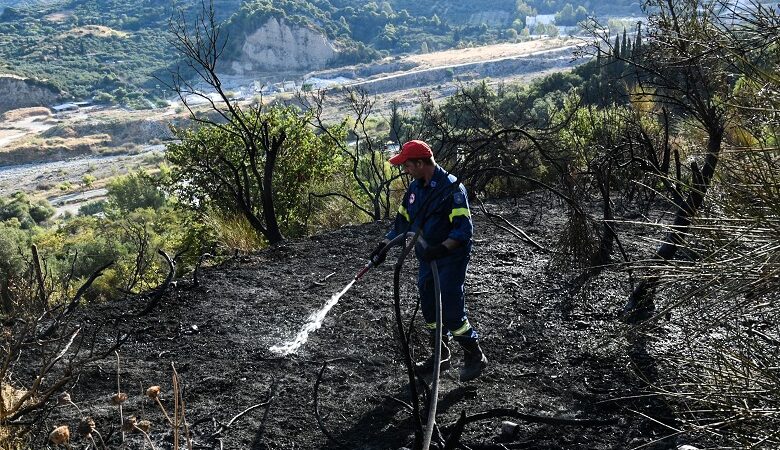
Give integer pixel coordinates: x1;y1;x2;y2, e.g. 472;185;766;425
369;241;388;266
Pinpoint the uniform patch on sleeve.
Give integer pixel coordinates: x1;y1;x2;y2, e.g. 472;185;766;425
453;192;465;205
409;193;416;204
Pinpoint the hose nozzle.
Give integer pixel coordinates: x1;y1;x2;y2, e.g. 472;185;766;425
354;260;375;280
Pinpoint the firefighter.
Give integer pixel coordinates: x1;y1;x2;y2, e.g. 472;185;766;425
370;139;487;382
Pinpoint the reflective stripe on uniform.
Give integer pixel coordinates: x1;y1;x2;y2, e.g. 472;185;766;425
449;207;470;222
399;205;410;222
451;320;472;336
426;322;438;330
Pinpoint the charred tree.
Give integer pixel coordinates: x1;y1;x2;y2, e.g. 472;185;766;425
302;89;403;221
601;0;732;320
161;1;286;244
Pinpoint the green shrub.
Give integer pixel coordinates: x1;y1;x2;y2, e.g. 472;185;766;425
28;200;55;223
166;105;342;239
78;200;106;216
0;193;55;226
106;170;166;213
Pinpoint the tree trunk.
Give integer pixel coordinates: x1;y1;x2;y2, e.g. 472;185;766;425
1;279;12;316
262;133;285;245
624;124;723;320
597;170;616;266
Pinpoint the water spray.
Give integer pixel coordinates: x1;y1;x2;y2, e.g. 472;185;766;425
268;259;378;356
267;233;444;450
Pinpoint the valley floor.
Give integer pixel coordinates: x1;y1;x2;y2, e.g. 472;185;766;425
0;36;584;213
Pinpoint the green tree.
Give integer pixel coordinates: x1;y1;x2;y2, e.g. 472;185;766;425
515;0;536;19
0;193;54;227
574;6;588;23
379;1;393;15
389;99;403;143
166;105;341;238
166;2;346;243
106;170;166;213
555;4;576;26
28;199;55;224
0;223;29;315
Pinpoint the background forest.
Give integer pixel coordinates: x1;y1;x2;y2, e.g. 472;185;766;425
1;0;779;448
0;0;639;105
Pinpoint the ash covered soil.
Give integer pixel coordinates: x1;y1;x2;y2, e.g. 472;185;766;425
46;195;674;449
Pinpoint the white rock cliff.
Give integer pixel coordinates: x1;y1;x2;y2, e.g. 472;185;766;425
230;17;338;74
0;75;61;113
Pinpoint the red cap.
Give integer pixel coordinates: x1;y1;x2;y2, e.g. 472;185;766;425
389;140;433;165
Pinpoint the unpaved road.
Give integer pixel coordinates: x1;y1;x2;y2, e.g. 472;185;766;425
406;37;582;67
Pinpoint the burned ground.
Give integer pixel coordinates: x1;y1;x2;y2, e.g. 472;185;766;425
36;195;677;449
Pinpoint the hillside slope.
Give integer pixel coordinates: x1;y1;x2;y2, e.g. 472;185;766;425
24;196;676;449
0;0;641;107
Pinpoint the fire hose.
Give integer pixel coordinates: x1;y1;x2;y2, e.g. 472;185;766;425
366;232;442;450
273;231;443;449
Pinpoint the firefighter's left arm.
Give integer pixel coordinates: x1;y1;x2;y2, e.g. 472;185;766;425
385;190;412;241
446;183;473;247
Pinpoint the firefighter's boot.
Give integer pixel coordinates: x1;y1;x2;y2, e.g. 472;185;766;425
621;290;656;324
458;339;487;382
415;335;451;374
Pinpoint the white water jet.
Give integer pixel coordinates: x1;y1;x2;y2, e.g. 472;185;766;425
269;279;356;356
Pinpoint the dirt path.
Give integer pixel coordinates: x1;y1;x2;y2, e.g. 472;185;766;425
405;37;583;68
0;113;57;148
27;195;674;449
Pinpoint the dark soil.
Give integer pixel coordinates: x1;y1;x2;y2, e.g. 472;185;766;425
36;195;675;449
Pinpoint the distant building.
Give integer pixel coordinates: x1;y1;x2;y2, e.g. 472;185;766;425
51;103;79;113
271;81;298;93
384;141;400;156
525;14;556;28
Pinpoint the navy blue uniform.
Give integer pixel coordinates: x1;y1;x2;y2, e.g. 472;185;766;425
386;165;478;342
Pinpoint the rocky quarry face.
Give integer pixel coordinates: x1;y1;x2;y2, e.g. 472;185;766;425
230;17;338;74
0;75;61;113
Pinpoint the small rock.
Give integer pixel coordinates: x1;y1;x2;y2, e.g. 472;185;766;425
500;421;520;439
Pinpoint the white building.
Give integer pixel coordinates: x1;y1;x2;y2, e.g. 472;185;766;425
525;14;556;28
51;103;79;113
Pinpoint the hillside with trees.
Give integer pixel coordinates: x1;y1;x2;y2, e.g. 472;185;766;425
0;0;642;107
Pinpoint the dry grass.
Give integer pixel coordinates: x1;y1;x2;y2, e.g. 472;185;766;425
60;25;129;39
1;134;112;154
306;195;369;233
637;144;780;447
43;11;74;23
1;383;28;448
1;107;52;122
207;213;267;253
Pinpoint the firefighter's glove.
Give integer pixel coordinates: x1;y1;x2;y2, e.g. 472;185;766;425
422;244;449;262
369;242;387;266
